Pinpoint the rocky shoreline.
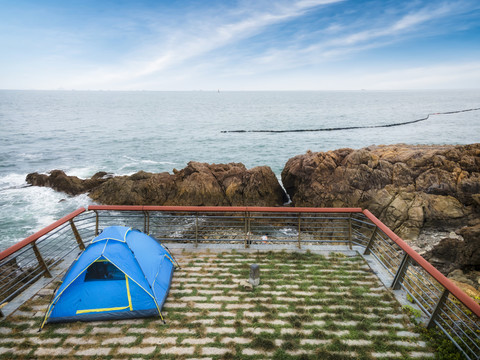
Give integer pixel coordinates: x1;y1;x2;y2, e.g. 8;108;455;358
25;143;480;294
26;162;288;207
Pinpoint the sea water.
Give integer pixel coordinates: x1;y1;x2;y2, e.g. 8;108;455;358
1;90;479;250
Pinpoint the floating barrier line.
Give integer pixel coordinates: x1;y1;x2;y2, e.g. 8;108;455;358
221;107;480;134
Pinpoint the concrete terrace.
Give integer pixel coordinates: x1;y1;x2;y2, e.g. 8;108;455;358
0;248;435;359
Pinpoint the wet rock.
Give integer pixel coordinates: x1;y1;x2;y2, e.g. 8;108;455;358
26;170;111;196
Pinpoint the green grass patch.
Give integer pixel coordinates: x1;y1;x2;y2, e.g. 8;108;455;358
251;335;276;351
1;250;442;360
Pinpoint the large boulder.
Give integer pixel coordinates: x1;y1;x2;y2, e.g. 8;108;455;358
457;223;480;271
27;162;287;207
282;144;480;239
26;170;111;195
423;237;463;275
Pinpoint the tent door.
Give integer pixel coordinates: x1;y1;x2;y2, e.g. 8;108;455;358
76;271;133;315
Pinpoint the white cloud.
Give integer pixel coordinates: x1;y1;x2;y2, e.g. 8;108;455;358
267;61;480;90
70;0;344;89
362;62;480;90
201;0;472;82
5;0;479;90
316;2;455;50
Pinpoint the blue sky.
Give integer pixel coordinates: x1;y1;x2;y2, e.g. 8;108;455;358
1;0;479;90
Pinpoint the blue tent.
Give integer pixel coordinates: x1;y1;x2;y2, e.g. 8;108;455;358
41;226;175;326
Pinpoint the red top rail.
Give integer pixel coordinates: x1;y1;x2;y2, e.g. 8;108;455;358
0;207;86;262
88;205;363;213
363;209;480;318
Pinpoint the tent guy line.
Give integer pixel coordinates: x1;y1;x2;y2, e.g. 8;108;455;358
221;107;480;134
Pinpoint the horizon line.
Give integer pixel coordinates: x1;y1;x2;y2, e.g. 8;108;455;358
2;88;480;92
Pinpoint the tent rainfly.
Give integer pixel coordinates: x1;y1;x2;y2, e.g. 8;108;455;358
41;226;175;327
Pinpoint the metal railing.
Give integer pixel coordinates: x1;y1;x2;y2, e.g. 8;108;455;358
0;205;479;359
89;205;362;248
0;208;95;309
363;210;480;360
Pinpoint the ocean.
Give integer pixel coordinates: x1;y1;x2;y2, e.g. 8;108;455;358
1;90;479;251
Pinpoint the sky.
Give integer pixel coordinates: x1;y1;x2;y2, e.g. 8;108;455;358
0;0;479;91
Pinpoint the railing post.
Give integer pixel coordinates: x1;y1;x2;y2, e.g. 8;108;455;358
195;213;199;248
142;211;150;234
427;288;450;329
69;219;85;251
94;210;99;236
143;211;147;233
348;214;352;249
244;212;248;248
31;242;52;278
146;211;150;234
391;252;410;290
245;211;251;249
297;214;302;249
363;226;378;255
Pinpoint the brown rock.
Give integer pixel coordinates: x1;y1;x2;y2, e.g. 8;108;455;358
449;280;480;304
25;170;110;195
423;238;462;275
457;223;480;270
282;144;480;239
88;171;174;205
415;168;456;195
448;269;473;285
26;163;287;207
88;162;287;206
423;223;480;287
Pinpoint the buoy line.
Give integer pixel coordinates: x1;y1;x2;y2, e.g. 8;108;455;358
221;107;480;134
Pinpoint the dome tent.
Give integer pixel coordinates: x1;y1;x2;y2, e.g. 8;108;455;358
41;226;176;327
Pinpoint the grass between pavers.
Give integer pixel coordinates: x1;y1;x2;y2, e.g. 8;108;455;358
0;250;442;359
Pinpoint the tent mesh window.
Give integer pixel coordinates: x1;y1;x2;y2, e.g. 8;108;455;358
84;261;124;281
